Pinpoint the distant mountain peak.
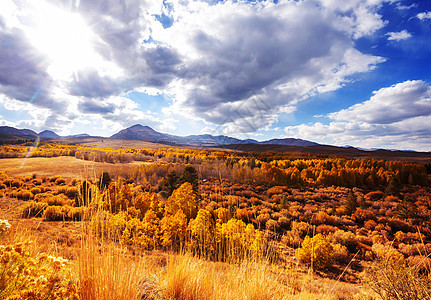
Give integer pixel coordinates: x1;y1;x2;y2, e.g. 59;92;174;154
39;130;60;138
129;124;155;130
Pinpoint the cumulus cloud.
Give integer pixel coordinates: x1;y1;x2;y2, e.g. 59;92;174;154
0;0;392;135
330;80;431;123
417;11;431;21
285;80;431;151
156;0;385;132
386;30;412;41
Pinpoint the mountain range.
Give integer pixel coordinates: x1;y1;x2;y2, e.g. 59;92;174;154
0;124;318;147
110;124;318;147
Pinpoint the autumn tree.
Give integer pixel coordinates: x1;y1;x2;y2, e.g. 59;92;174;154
77;180;93;206
161;170;180;197
165;182;198;220
385;176;401;197
188;209;214;258
181;166;199;192
98;171;111;190
296;234;333;270
344;190;358;215
160;210;187;249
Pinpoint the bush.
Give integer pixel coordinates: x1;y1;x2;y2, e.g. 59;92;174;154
291;221;313;238
296;234;333;270
11;179;21;188
366;259;431;300
328;230;358;253
30;187;42;195
43;205;72;221
49;175;61;182
55;177;67;185
331;243;350;264
316;224;338;235
65;186;79;199
0;241;78;299
42;194;73;206
16;190;33;200
21;201;48;218
365;191;384;201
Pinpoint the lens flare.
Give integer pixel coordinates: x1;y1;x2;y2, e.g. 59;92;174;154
20;137;40;168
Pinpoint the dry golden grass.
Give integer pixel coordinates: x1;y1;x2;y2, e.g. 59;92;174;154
0;156;147;179
77;138;177;149
75;236;150;300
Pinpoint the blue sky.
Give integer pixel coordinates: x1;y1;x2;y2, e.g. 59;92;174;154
0;0;431;151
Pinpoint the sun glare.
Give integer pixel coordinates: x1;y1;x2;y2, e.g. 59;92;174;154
27;3;110;80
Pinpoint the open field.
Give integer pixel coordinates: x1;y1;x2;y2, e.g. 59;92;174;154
59;137;180;150
0;156;149;179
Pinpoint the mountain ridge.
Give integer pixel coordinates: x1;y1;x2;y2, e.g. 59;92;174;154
110;124;318;147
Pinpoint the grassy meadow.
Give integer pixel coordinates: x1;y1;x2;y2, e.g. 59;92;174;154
0;142;430;299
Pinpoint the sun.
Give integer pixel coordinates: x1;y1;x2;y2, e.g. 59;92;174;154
26;3;106;80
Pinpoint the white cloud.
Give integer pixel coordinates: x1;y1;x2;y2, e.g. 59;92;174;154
0;0;391;135
285;80;431;151
386;30;412;41
417;11;431;20
330;80;431;123
154;0;385;133
396;3;417;10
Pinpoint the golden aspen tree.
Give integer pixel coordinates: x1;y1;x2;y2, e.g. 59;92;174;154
165;182;198;220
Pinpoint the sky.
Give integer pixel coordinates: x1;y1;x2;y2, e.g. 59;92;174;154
0;0;431;151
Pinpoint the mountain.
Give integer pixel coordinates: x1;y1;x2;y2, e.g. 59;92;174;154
67;133;91;138
0;126;94;142
259;138;318;147
110;124;318;147
184;134;258;146
39;130;60;138
111;124;178;143
0;126;38;138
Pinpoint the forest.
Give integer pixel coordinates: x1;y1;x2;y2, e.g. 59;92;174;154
0;141;430;299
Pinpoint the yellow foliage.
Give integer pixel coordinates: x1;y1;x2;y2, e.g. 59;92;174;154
165;182;198;220
160;210;187;249
188;209;214;258
296;234;333;270
0;221;78;300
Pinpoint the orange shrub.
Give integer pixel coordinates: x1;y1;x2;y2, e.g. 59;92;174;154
11;179;21;188
31;178;42;185
21;201;48;218
30;187;41;195
364;219;377;230
372;243;404;263
316;224;338;235
42;194;73;206
16;190;33;200
49;175;61;182
44;205;71;221
332;243;350;264
255;213;270;227
365;191;384;201
65;187;79;199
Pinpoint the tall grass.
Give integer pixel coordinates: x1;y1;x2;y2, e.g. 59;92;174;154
75;235;150;300
157;254;293;300
366;258;431;299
